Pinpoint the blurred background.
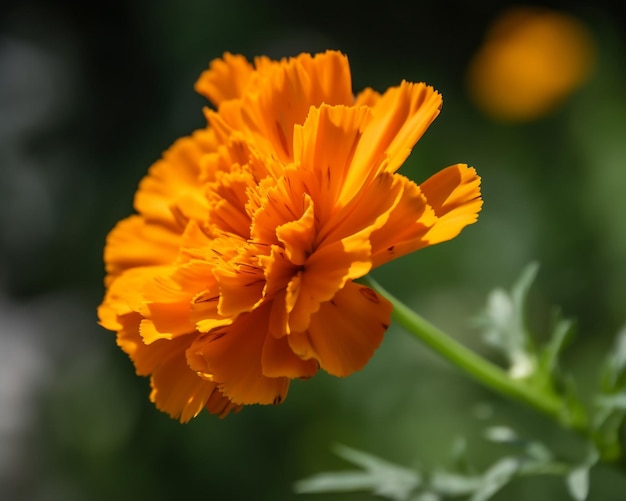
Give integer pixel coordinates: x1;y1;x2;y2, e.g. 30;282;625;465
1;0;625;499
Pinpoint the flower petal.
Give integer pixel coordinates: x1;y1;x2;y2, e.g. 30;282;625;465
104;216;180;278
134;129;215;226
348;82;442;183
286;230;372;333
237;51;354;161
275;193;316;266
369;175;435;267
420;163;483;245
288;282;392;377
186;305;290;405
213;247;266;318
261;332;319;379
194;53;255;106
114;314;239;422
98;266;172;330
292;104;372;223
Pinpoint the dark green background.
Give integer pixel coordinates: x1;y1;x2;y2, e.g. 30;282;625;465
1;1;625;499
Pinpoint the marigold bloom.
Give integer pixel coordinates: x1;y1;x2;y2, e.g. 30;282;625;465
98;51;482;422
466;7;595;122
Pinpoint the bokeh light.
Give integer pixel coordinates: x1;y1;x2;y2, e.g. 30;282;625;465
466;6;596;122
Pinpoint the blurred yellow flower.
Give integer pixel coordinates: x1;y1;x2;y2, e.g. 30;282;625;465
467;7;595;122
98;51;482;422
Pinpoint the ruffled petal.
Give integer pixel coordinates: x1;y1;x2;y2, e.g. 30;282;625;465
237;51;354;162
134;129;215;227
104;216;180;278
370;175;436;267
420;164;483;245
275;193;316;266
98;266;172;330
261;332;319;379
288;282;392;377
213;247;266;318
350;82;442;179
292;104;372;222
285;229;373;333
113;314;238;422
186;305;290;405
194;53;255;106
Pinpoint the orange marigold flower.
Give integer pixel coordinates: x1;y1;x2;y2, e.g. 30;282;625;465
98;51;482;422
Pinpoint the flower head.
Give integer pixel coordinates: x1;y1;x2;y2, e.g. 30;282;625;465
98;51;482;422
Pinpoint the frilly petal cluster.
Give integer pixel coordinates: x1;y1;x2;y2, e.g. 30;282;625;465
98;51;482;422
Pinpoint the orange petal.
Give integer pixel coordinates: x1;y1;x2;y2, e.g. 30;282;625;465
191;291;233;333
267;289;289;338
145;335;231;422
114;314;238;421
288;282;392;377
238;51;355;162
205;167;256;238
261;245;299;300
317;171;404;246
186;305;290;405
213;249;265;318
261;330;319;379
140;301;195;344
420;164;483;245
286;231;372;333
354;87;381;107
276;193;316;266
194;53;255;106
134;129;215;226
296;50;354;107
139;261;228;341
104;216;180;278
98;266;172;330
351;82;442;179
369;175;436;268
292;104;372;222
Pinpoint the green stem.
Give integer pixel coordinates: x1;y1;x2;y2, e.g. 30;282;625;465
365;276;588;435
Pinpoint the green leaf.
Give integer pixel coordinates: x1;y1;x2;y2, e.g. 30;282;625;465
431;458;521;501
600;325;626;391
476;263;539;379
565;447;599;501
470;457;520;501
595;393;626;411
539;315;575;377
483;426;519;444
566;466;590;501
429;470;482;496
294;444;421;501
448;437;475;475
411;493;440;501
294;471;385;494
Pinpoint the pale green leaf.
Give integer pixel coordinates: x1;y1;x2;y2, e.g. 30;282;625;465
565;447;599;501
430;470;482;496
294;471;381;493
294;445;421;501
566;466;590;501
601;325;626;391
595;393;626;411
411;492;440;501
540;316;574;376
484;426;518;443
476;263;539;379
470;457;520;501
